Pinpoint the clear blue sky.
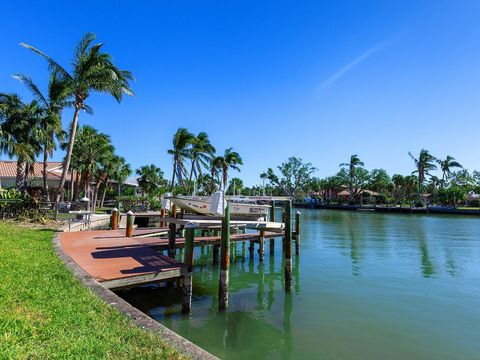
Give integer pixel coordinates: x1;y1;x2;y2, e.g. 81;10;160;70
1;1;480;186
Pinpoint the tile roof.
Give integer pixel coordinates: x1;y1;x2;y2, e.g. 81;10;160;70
0;161;74;180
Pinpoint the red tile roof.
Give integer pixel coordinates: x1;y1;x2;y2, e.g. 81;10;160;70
0;161;74;180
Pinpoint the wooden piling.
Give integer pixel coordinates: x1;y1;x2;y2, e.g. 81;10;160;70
172;204;177;218
218;203;230;310
168;221;176;258
126;211;134;238
213;244;219;265
182;222;195;313
270;200;275;222
249;241;255;259
295;211;301;255
110;207;118;230
284;200;292;291
270;238;275;255
258;230;265;262
160;208;166;227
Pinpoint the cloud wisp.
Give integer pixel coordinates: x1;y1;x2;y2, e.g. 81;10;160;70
316;39;389;95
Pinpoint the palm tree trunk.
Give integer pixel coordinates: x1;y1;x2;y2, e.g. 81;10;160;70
92;183;99;213
188;161;195;195
100;181;108;208
42;146;49;201
16;160;27;194
56;106;81;203
170;163;176;192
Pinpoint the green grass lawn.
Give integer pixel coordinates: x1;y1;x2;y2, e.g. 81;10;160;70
0;222;185;359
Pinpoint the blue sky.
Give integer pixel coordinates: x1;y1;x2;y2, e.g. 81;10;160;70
1;1;480;185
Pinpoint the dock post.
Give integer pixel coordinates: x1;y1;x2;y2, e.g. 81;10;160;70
258;230;265;262
126;210;134;237
249;241;255;259
218;203;230;311
213;228;220;265
168;221;176;258
295;211;301;255
284;200;292;291
182;222;195;313
270;200;275;222
242;241;246;262
160;208;166;227
270;237;275;255
172;204;177;218
110;207;118;230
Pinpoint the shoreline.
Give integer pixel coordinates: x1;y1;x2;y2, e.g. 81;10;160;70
294;203;480;216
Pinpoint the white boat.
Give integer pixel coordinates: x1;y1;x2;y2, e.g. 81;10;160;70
168;195;270;218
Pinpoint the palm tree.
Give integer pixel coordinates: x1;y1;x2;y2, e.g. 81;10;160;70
210;156;223;193
409;149;437;197
136;164;165;196
0;94;43;193
13;71;69;200
187;132;215;194
214;148;243;190
339;154;364;203
167;128;194;191
21;32;134;202
437;156;462;185
96;155;132;209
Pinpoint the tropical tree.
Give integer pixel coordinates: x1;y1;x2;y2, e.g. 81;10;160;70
97;155;131;208
263;157;316;198
227;177;244;195
0;94;43;193
339;154;365;203
167;128;194;191
210;156;223;193
409;149;437;197
214;148;243;190
136;164;165;196
187;132;215;194
21;32;134;202
13;71;69;200
69;125;114;203
437;156;462;185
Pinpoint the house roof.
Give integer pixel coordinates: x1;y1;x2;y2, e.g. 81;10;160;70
337;189;379;196
0;161;74;180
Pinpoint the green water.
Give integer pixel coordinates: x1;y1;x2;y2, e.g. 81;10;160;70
119;209;480;359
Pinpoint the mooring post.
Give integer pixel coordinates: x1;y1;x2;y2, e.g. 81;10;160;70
284;200;292;291
110;207;118;230
258;229;265;262
160;208;166;227
295;211;301;255
172;204;177;218
249;241;255;259
242;241;246;262
182;222;195;313
270;200;276;222
270;237;275;255
213;228;220;265
282;210;286;253
168;220;176;258
126;210;134;237
218;203;230;310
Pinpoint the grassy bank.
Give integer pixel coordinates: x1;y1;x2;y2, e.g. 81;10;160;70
0;222;184;359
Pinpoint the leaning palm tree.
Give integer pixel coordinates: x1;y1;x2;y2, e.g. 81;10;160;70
167;128;194;191
437;156;462;185
409;149;437;197
339;154;364;203
187;132;215;194
13;71;69;200
21;32;134;202
214;148;243;190
136;164;165;196
0;94;43;193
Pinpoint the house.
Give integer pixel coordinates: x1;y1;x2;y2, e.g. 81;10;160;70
0;161;75;199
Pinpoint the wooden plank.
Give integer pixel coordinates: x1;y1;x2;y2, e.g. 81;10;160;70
102;268;185;290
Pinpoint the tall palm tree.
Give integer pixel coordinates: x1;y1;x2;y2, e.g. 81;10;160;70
339;154;364;203
0;94;43;193
210;156;223;193
187;132;215;194
167;128;194;191
13;71;70;200
96;155;132;209
437;156;462;184
409;149;437;196
21;32;134;202
214;148;243;190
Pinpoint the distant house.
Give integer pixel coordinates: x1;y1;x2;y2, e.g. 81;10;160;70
0;161;75;199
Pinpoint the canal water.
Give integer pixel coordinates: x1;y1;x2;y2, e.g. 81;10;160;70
119;209;480;359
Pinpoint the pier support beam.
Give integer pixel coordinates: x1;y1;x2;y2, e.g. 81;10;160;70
160;208;166;227
110;207;118;230
126;211;134;238
218;204;230;311
182;222;195;313
270;200;276;222
168;221;176;258
249;241;255;259
258;230;265;262
295;211;301;255
284;200;292;291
